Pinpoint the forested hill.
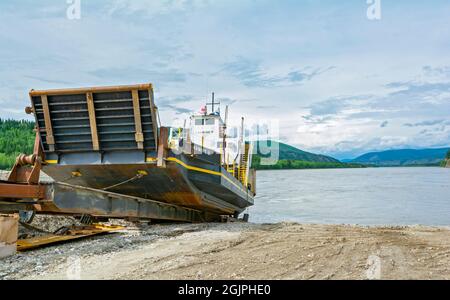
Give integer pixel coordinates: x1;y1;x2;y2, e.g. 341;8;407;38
252;140;365;170
0;122;363;171
0;119;35;170
351;148;450;167
253;141;339;162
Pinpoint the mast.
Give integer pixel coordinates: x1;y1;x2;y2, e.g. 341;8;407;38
206;92;220;115
240;117;245;160
223;105;229;165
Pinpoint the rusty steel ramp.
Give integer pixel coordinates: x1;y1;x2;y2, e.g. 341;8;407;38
0;180;208;223
17;224;124;252
0;83;244;222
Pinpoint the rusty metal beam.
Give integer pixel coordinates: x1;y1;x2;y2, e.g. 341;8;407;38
0;180;213;223
131;90;144;149
32;129;45;162
50;182;206;222
86;92;100;151
6;133;44;185
29;84;153;96
0;202;38;213
0;182;46;199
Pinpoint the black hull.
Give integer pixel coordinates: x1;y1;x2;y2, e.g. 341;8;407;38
42;152;254;215
27;84;255;218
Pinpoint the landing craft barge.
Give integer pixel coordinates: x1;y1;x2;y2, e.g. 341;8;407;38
0;84;255;222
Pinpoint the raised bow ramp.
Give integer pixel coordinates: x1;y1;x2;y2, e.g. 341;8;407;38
0;84;254;222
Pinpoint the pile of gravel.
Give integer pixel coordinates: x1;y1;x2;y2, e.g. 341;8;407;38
19;215;83;239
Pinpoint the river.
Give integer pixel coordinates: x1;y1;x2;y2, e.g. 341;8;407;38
251;167;450;226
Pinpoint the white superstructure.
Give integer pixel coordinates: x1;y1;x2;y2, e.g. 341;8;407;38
167;95;253;185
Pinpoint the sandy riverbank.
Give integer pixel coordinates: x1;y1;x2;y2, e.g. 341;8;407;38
1;219;450;280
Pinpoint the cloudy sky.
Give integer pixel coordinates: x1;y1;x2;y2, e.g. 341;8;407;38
0;0;449;159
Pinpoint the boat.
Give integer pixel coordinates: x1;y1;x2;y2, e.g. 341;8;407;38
24;83;255;221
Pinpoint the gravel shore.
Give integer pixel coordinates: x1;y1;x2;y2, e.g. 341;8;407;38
2;170;450;280
1;218;450;280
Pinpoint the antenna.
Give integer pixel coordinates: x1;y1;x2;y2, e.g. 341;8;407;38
224;105;229;126
222;105;229;166
240;117;245;152
241;117;244;139
206;92;220;114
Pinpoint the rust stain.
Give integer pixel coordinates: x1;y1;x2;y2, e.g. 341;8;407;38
160;192;202;207
17;224;124;251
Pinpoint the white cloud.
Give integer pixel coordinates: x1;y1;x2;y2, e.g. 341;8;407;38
105;0;209;17
0;1;449;157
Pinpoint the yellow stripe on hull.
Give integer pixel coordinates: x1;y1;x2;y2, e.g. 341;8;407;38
44;156;249;195
166;157;248;194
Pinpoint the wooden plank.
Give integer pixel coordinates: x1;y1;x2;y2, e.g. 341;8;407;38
157;127;169;168
0;214;18;258
131;90;144;149
86;92;100;151
148;87;159;148
41;95;55;152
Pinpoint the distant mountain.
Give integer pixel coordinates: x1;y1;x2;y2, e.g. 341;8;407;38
340;159;353;163
253;141;339;163
351;148;450;166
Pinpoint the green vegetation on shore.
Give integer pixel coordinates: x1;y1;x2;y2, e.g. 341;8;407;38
253;140;339;163
4;121;444;171
252;156;365;170
351;148;450;167
251;141;365;170
0;119;35;170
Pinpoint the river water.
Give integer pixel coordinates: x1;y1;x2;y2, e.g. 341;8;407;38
251;167;450;226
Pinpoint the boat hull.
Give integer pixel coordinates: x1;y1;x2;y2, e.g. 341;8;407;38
42;152;254;215
28;84;255;217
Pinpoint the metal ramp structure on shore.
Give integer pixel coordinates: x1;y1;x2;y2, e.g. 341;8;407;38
0;84;224;223
0;179;207;223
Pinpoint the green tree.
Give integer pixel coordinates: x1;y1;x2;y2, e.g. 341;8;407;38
0;119;35;170
252;155;366;170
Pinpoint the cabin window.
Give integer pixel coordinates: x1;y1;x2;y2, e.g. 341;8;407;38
195;118;215;126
